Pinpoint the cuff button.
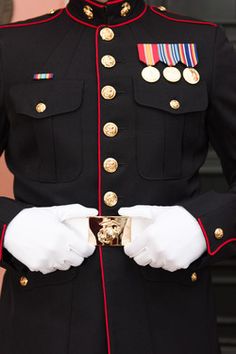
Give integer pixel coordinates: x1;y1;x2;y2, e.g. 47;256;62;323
214;228;224;240
19;276;29;287
191;272;198;282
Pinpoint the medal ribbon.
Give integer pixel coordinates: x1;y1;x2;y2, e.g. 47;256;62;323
137;44;160;66
138;43;198;67
178;43;198;67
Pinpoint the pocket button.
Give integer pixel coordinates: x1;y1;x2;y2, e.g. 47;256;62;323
35;102;47;113
191;272;198;283
170;100;181;110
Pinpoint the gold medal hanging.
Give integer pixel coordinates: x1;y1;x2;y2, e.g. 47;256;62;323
141;66;161;83
183;67;200;85
137;44;161;83
163;67;182;83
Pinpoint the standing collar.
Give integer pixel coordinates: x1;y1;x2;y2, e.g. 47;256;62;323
66;0;146;27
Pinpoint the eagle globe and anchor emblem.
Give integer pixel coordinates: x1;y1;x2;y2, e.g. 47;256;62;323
89;216;131;246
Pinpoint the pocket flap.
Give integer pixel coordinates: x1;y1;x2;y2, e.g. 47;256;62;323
9;80;84;119
133;77;208;114
17;267;78;290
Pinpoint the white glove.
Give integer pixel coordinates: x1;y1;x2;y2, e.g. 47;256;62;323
4;204;98;274
119;205;207;272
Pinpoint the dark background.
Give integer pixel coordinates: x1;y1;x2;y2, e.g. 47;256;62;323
147;1;236;353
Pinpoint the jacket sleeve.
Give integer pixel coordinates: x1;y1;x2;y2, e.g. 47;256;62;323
179;25;236;265
0;40;32;269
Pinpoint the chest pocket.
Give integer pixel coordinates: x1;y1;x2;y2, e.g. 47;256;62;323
8;80;84;183
133;77;208;180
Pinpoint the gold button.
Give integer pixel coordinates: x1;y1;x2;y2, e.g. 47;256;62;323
191;272;198;282
100;27;115;41
49;9;55;14
121;2;131;17
83;5;94;20
101;55;116;68
170;100;180;110
36;102;47;113
214;228;224;240
103;158;118;173
157;6;167;11
104;191;118;207
103;122;119;137
101;86;116;100
19;276;28;287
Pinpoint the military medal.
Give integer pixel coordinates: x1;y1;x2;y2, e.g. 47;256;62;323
178;43;200;84
183;67;200;84
163;67;181;83
137;43;200;84
157;43;182;83
141;66;160;83
137;44;161;83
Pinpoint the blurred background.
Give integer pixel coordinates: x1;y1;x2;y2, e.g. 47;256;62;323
0;1;235;353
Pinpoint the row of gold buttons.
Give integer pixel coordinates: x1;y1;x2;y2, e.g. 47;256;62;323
100;27;119;208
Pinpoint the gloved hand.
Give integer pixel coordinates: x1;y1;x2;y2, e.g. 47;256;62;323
4;204;98;274
118;205;207;272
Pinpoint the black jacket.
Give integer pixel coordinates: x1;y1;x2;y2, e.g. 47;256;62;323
0;1;235;353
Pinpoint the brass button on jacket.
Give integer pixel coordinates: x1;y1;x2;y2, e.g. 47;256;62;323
19;276;29;287
83;5;94;20
103;158;118;173
100;27;115;41
104;191;118;207
170;100;181;110
214;228;224;239
191;272;198;282
157;6;167;11
101;55;116;68
36;102;47;113
103;122;119;137
101;86;117;100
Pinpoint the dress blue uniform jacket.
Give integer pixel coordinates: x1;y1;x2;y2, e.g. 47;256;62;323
0;0;235;353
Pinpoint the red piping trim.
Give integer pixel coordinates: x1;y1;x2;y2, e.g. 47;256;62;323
150;6;218;28
0;224;7;261
85;0;105;8
107;0;128;5
66;4;147;28
66;7;97;28
99;246;111;354
0;9;63;29
198;218;236;256
96;23;111;354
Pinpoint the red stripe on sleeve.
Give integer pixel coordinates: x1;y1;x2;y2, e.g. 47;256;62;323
198;218;236;256
0;224;7;261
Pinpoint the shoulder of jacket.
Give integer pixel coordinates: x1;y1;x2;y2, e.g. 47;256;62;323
149;6;218;28
0;8;64;31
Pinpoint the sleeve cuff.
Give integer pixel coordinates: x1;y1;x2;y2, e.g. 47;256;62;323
197;216;236;256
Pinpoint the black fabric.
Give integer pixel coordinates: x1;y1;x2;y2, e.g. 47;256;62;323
0;1;235;353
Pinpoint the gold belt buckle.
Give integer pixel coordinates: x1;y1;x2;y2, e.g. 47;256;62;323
89;216;131;246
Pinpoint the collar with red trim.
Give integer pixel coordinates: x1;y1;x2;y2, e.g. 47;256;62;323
66;0;146;26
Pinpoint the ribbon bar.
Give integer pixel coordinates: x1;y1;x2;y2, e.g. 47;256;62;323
33;73;54;80
137;43;199;67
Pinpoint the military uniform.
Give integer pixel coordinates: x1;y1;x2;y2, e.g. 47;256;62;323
0;1;236;353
